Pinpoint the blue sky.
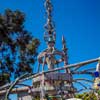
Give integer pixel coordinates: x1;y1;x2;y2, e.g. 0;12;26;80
0;0;100;99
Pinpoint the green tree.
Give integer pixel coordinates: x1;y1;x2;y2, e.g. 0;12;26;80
75;92;97;100
0;9;40;86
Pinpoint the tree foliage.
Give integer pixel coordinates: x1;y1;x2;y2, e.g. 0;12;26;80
0;9;40;86
75;92;97;100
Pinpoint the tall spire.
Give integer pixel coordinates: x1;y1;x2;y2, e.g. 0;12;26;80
62;35;68;65
44;0;56;44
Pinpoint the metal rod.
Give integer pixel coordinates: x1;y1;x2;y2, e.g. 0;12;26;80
0;57;99;91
